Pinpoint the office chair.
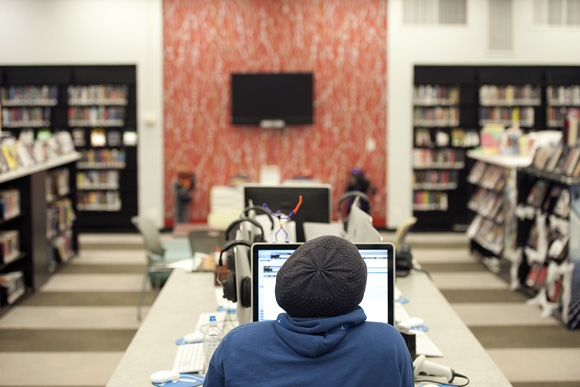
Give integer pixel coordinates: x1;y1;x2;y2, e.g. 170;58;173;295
187;229;226;256
393;216;417;277
131;216;193;321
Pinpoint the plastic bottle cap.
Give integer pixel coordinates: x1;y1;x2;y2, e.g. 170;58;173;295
209;315;217;322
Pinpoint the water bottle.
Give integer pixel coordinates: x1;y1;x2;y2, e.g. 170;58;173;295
203;315;222;375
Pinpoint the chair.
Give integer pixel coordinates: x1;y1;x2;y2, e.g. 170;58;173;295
131;216;194;321
393;216;418;250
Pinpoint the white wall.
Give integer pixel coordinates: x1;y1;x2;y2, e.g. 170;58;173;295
387;0;580;228
0;0;165;227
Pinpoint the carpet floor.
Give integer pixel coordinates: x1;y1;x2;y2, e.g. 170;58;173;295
0;232;578;386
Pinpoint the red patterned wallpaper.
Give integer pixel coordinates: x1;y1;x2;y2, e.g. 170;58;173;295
163;0;387;227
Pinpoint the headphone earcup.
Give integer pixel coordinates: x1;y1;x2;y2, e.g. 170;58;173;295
240;276;252;308
222;273;237;303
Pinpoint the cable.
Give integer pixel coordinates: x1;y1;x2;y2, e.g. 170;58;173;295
412;266;432;280
415;372;470;386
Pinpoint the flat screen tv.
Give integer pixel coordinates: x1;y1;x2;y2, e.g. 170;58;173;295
231;73;314;127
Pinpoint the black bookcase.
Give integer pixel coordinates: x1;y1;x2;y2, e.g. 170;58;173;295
413;65;580;231
413;66;479;230
0;65;137;232
0;156;79;315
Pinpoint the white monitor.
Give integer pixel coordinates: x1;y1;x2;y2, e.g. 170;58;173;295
345;205;383;243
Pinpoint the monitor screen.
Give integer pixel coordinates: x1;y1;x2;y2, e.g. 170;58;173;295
251;242;395;325
231;73;314;126
243;184;331;242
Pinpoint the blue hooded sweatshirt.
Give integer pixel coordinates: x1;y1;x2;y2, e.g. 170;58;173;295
204;307;414;387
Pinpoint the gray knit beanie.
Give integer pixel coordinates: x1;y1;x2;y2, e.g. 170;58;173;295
275;235;367;318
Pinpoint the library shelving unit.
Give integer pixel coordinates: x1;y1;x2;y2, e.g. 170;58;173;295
514;146;580;329
411;66;580;231
0;65;138;232
465;151;532;273
546;67;580;129
478;67;545;132
412;67;480;230
0;67;68;141
0;153;80;316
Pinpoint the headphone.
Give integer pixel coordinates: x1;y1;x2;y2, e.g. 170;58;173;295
242;205;275;231
225;217;266;243
337;191;372;216
219;239;253;308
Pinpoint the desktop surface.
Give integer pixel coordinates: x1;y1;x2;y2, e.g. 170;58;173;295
107;270;513;387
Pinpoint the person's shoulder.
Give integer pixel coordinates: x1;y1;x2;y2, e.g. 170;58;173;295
355;321;405;341
223;321;276;342
352;322;409;354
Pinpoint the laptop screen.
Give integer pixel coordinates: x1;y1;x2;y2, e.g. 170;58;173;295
251;242;395;325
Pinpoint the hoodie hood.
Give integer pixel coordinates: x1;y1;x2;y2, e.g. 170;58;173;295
273;306;367;358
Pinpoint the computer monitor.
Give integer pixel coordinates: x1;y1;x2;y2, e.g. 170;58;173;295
243;184;332;242
345;204;383;243
251;242;395;325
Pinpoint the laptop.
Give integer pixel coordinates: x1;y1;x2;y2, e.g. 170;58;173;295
251;242;395;325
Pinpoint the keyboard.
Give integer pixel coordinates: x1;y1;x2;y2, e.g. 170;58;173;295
414;330;443;357
173;342;205;373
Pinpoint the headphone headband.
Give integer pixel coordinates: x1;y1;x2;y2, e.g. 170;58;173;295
225;217;265;241
242;205;275;230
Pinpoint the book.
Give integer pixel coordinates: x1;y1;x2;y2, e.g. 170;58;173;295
0;271;25;304
553;188;570;218
532;145;552;170
526;179;549;208
72;128;86;147
545;145;563;172
525;263;544;288
553;147;570;175
573;158;580;178
543;185;562;213
1;142;18;170
565;148;580;176
106;130;122;147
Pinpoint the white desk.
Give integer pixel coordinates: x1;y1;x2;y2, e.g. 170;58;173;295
107;269;512;386
397;273;512;386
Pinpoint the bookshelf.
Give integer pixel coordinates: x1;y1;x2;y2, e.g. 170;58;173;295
411;66;580;230
0;65;138;232
0;152;79;315
412;67;480;230
514;146;580;329
465;151;532;270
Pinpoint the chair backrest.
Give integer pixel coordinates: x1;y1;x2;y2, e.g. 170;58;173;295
394;216;418;250
131;216;166;256
188;229;226;255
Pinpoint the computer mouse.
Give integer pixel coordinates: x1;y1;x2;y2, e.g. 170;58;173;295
150;370;180;383
183;331;204;343
399;317;424;329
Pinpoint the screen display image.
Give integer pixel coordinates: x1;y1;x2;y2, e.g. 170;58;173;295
231;73;314;126
252;243;394;325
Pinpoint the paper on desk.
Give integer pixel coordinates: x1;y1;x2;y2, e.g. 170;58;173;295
166;256;202;271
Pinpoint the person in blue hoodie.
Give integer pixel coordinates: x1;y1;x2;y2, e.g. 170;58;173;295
204;235;415;387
